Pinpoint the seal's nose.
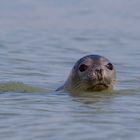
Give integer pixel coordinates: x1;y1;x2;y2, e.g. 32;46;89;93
95;67;103;81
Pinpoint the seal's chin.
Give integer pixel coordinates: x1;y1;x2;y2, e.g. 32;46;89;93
86;83;109;91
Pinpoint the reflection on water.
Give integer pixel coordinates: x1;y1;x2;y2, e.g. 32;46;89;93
0;0;140;140
71;91;115;105
70;88;140;105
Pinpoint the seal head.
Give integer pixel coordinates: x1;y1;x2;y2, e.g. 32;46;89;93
57;55;116;92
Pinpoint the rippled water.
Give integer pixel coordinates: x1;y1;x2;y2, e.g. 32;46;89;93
0;0;140;140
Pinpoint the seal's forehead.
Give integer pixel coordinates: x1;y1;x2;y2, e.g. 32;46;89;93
76;55;110;66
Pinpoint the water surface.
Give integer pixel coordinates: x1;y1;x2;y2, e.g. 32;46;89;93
0;0;140;140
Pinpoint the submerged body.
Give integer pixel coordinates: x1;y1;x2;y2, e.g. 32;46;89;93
57;55;116;93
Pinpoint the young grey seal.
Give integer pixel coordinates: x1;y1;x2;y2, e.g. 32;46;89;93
57;55;116;93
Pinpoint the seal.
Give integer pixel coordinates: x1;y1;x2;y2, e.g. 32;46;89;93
57;55;116;93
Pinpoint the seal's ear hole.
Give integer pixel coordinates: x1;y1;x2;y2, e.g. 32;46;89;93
106;63;113;70
79;64;88;72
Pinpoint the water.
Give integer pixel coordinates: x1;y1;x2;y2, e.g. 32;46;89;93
0;0;140;140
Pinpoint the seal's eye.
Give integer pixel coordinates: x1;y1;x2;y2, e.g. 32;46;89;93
79;64;88;72
106;63;113;70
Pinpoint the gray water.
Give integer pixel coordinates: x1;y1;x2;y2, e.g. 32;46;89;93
0;0;140;140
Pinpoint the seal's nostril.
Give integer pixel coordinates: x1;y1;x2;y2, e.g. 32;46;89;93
95;68;103;74
95;68;103;81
